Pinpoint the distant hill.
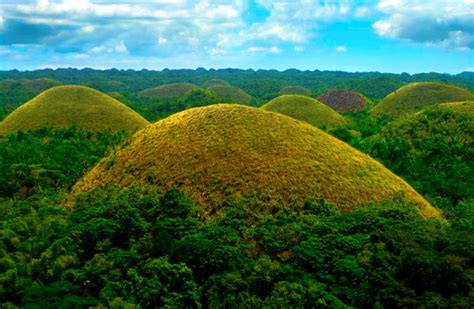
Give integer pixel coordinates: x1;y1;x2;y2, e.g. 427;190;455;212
279;86;311;96
138;83;199;99
318;89;367;112
0;85;150;134
371;82;474;119
261;95;346;128
203;79;231;88
207;85;252;103
73;104;440;219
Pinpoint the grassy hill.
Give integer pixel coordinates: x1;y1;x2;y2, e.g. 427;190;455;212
138;83;199;99
261;95;346;128
203;79;231;88
371;82;474;119
73;104;439;219
0;85;150;135
367;101;473;206
207;85;252;103
318;89;367;112
279;86;311;96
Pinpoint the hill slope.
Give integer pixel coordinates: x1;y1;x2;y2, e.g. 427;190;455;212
203;79;231;88
0;85;150;134
261;95;346;128
318;89;367;112
138;83;199;99
371;82;474;118
73;104;439;219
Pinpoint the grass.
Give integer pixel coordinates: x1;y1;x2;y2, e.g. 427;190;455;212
318;89;367;112
261;94;347;128
203;79;231;88
371;82;474;119
138;83;199;99
0;85;150;135
207;85;252;103
73;104;440;220
279;86;311;96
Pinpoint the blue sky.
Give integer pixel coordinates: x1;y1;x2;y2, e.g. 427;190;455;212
0;0;473;73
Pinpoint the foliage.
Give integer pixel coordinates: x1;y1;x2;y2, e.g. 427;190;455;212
0;187;471;308
0;127;127;198
138;83;199;99
278;86;311;96
177;88;222;108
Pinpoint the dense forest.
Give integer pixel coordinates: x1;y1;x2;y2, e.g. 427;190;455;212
0;70;473;308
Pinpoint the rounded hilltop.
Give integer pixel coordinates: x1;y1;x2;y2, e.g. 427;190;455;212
203;79;231;88
318;89;367;112
261;94;346;128
138;83;199;99
207;85;252;103
279;86;311;96
73;104;440;220
371;82;474;119
0;85;150;135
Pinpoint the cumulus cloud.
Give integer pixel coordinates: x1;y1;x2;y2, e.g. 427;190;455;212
335;45;347;52
373;0;474;50
247;46;281;53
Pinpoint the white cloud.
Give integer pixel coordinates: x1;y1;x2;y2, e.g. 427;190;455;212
247;46;281;54
335;45;347;52
373;0;474;49
209;48;226;56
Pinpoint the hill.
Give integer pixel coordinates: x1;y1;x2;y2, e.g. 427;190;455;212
0;85;150;135
279;86;311;96
203;79;231;88
261;95;346;128
318;89;367;112
73;104;439;219
371;82;474;118
367;101;473;206
138;83;199;99
207;85;252;103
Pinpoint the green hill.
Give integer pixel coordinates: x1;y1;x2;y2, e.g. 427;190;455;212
368;101;474;206
73;104;439;219
203;79;231;88
318;89;367;112
207;85;252;103
261;95;346;128
138;83;199;99
371;82;474;119
0;85;150;135
279;86;311;96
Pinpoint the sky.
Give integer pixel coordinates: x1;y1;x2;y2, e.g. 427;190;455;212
0;0;473;73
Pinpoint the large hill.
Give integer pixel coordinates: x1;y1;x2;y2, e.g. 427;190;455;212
0;85;150;134
318;89;367;112
371;82;474;118
261;95;346;128
207;85;252;103
73;104;439;219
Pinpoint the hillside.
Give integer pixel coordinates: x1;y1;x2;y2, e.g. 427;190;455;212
73;104;439;219
279;86;311;96
318;89;367;112
138;83;199;99
367;101;474;206
207;85;252;103
0;85;150;134
371;82;474;118
203;79;231;88
261;95;346;128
